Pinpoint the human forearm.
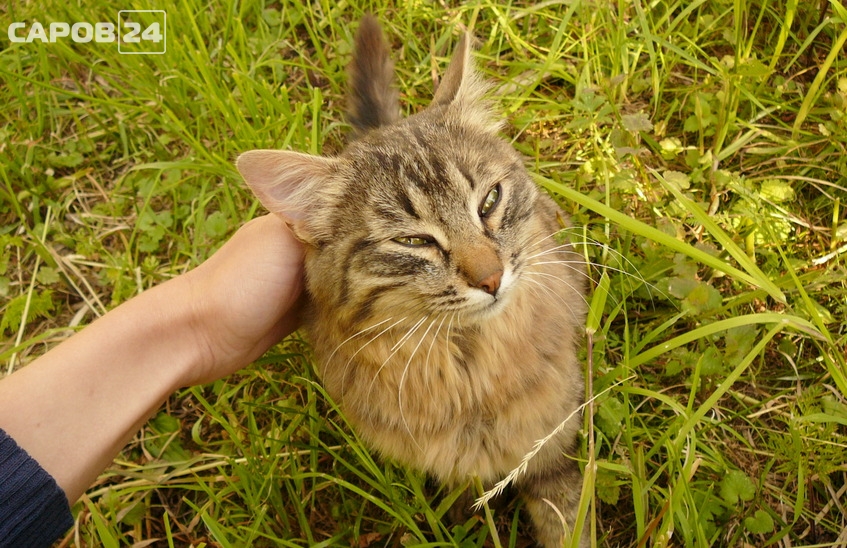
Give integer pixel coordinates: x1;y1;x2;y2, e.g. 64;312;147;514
0;215;304;504
0;274;206;502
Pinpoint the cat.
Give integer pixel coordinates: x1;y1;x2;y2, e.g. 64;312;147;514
237;15;589;548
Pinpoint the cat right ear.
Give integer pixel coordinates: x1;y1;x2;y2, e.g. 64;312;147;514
236;149;338;244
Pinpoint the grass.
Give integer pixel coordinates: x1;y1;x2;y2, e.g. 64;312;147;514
2;0;846;546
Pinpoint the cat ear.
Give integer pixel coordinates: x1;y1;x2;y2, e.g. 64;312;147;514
432;33;501;132
433;32;495;107
433;33;477;105
236;149;338;244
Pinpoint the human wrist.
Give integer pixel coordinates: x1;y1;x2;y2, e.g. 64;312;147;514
149;270;221;390
171;216;306;388
96;270;216;393
172;257;263;388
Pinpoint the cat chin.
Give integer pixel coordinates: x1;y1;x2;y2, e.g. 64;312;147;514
463;298;510;322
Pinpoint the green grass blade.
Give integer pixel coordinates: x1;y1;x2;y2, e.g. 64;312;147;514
792;14;847;137
537;174;786;302
653;169;786;303
586;271;611;335
629;312;821;369
674;322;784;447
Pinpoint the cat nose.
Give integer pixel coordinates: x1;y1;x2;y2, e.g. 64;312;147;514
457;241;503;297
474;269;503;296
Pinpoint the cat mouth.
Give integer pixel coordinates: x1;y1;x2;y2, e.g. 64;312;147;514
462;269;516;319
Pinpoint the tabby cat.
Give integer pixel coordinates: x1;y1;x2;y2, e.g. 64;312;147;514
237;16;589;547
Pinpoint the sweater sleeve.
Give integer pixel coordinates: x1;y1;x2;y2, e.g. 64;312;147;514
0;428;73;548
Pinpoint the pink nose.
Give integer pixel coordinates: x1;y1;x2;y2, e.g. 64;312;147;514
475;269;503;296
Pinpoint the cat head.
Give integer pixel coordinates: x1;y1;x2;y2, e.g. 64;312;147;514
238;17;556;328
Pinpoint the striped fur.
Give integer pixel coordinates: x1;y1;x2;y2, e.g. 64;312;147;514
238;17;589;547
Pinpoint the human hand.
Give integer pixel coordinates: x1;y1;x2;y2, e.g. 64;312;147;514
182;215;305;386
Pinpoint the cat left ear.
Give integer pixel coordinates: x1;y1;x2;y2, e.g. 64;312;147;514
432;32;500;132
433;33;477;106
236;149;338;244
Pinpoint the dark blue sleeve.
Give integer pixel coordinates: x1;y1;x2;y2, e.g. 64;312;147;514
0;428;74;548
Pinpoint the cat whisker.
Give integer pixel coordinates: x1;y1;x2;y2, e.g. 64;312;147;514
397;316;440;451
522;237;575;259
552;229;650;282
444;312;456;371
527;258;603;289
523;270;591;318
389;316;427;352
526;263;623;310
534;257;635;280
522;275;584;320
524;250;595;288
366;316;428;406
519;279;548;309
522;228;665;308
523;262;590;294
339;316;408;397
523;246;577;263
531;256;670;307
531;237;642;279
326;316;396;367
522;227;571;255
522;227;606;256
423;314;448;381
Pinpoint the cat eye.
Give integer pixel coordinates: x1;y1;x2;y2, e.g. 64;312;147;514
392;235;435;247
479;184;501;217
